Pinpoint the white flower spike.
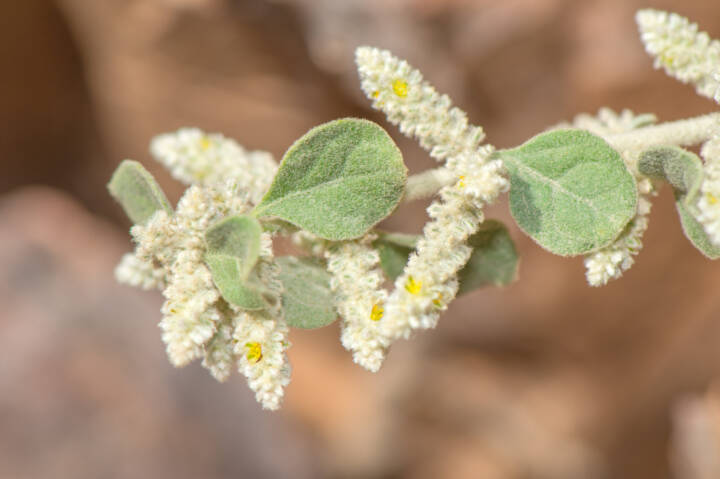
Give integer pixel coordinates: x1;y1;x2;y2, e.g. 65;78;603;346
637;9;720;102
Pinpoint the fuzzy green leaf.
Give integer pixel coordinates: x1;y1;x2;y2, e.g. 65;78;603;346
499;129;637;256
204;215;265;310
204;257;266;309
639;146;720;259
676;200;720;259
374;220;518;293
457;220;519;294
254;118;407;240
638;146;703;202
108;160;172;224
276;256;337;329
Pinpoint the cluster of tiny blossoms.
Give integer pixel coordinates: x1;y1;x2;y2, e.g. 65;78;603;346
697;134;720;246
326;46;508;371
637;9;720;103
116;131;290;410
325;236;388;372
571;109;658;286
150;128;277;205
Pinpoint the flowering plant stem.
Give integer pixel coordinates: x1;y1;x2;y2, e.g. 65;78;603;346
106;8;720;411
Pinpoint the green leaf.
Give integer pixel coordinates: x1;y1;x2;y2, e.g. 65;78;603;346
457;220;519;294
276;256;337;329
204;215;265;310
676;200;720;259
638;146;702;202
108;160;173;224
499;129;638;256
204;257;266;309
373;220;519;294
639;146;720;259
254;118;407;240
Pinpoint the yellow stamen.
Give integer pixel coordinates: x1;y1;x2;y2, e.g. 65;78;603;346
371;90;380;98
200;136;212;151
245;342;263;364
370;303;384;321
458;175;466;188
432;294;443;308
404;276;422;295
392;79;408;97
708;193;718;205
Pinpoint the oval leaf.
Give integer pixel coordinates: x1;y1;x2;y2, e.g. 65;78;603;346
108;160;172;224
373;220;518;294
204;215;265;309
499;129;637;256
254;118;407;240
276;256;337;329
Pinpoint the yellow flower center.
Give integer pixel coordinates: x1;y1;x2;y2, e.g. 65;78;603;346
370;303;384;321
404;276;422;295
245;342;263;364
392;79;408;97
199;136;212;151
708;193;718;205
371;90;380;98
457;176;466;188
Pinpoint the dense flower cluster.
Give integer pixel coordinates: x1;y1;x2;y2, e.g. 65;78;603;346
116;164;290;410
697;135;720;246
343;46;508;370
150;128;277;204
637;9;720;102
325;236;389;372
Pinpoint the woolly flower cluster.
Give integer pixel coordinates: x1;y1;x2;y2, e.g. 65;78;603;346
339;46;508;371
326;237;388;372
584;190;652;286
150;128;277;204
356;46;485;162
116;182;290;410
697;136;720;246
637;9;720;102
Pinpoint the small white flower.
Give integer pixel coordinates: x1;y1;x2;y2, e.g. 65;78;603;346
637;9;720;101
151;128;277;204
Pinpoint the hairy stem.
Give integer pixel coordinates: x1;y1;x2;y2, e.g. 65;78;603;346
404;113;720;201
404;167;455;202
607;113;719;151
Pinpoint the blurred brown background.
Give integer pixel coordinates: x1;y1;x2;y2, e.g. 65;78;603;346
2;0;720;478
